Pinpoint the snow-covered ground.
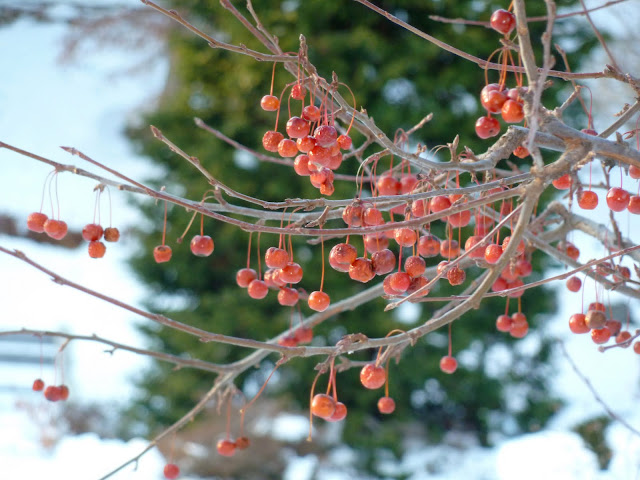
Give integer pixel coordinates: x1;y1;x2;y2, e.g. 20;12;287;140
0;1;639;479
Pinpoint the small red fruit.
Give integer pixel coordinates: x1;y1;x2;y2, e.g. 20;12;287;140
439;356;457;374
591;327;611;344
294;154;311;176
490;9;516;35
327;401;347;422
190;235;214;257
337;134;352;150
349;257;376;283
43;219;68;240
475;115;500;139
311;393;336;419
247;279;269;299
418;234;441;258
565;276;581;292
104;227;120;242
628;195;640;214
294;326;313;344
552;174;572;190
308;291;330;312
163;463;180;480
27;212;48;233
278;138;298;157
496;314;513;332
501;99;524;123
278;287;299;306
217;439;237;457
447;266;466;286
606;187;630;212
236;268;257;288
484;244;503;264
404;255;426;278
235;436;251;450
88;241;106;259
291;84;306;100
314;125;338;147
577;190;598;210
265;247;289;269
568;313;590;334
32;379;45;391
629;165;640;179
360;364;386;389
377;396;396;414
260;95;279;111
371;249;396;276
153;245;172;263
280;262;303;284
82;223;103;241
302;105;321;122
44;385;62;402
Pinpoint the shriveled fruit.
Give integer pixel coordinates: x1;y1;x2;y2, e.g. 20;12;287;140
153;245;172;263
104;227;120;242
349;257;375;283
371;249;396;276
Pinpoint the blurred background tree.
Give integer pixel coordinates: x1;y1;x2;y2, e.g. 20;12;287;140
121;1;596;477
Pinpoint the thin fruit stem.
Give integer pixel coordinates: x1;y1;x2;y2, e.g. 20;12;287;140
384;361;390;397
39;170;55;213
106;186;113;227
256;232;262;278
240;361;281;414
338;82;357;135
269;62;276;97
447;323;453;357
225;394;232;440
319;228;325;292
246;232;253;269
162;200;168;246
307;369;324;441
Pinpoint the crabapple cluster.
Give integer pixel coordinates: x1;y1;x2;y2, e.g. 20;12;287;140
31;378;70;403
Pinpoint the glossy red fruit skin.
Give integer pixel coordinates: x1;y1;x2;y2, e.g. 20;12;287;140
59;385;69;401
569;313;590;334
27;212;48;233
278;138;298;157
260;95;279;111
591;327;611;344
628;196;640;214
513;145;529;158
577;190;598;210
496;314;513;332
280;262;303;283
104;227;120;242
88;241;106;259
82;223;103;241
360;364;386;389
629;165;640;179
484;244;503;264
247;279;269;299
190;235;214;257
480;84;507;114
606;187;630;212
439;356;457;374
163;463;180;480
236;268;257;288
311;393;336;419
371;249;395;276
308;291;330;312
217;439;237;457
314;125;338;147
337;134;352;150
510;322;529;338
376;174;400;196
265;247;289;269
552;174;572;190
285;116;309;139
32;378;45;391
490;9;516;35
43;219;68;240
475;115;500;139
404;255;426;278
153;245;172;263
388;272;411;293
566;276;582;292
278;335;298;347
430;195;451;213
418;235;441;258
378;396;396;414
501;99;524;123
327;401;347;422
302;105;321;122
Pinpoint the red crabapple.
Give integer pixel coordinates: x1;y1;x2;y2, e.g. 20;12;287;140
606;187;630;212
490;9;516;35
260;95;279;111
190;235;214;256
153;245;172;263
27;212;48;233
378;396;396;414
88;241;106;258
82;223;103;241
360;364;386;389
217;439;237;457
439;356;457;374
163;463;180;480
